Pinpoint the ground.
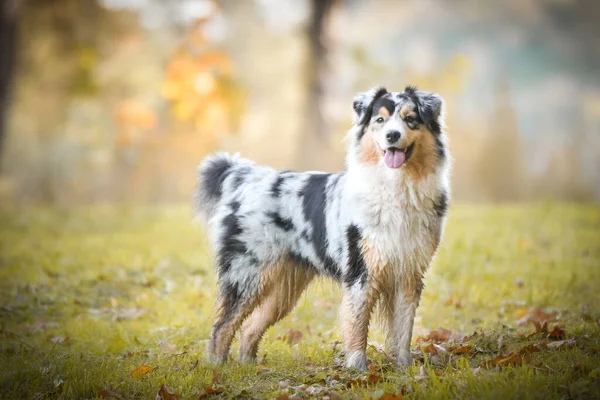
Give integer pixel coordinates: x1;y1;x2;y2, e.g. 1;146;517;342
0;203;599;399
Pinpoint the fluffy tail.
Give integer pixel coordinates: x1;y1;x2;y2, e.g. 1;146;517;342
193;152;240;223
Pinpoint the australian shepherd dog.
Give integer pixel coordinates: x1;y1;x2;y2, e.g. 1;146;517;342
194;85;451;370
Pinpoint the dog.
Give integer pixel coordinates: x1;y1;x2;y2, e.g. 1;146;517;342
194;85;450;370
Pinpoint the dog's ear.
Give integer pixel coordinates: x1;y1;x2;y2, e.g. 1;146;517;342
409;86;444;133
352;86;388;126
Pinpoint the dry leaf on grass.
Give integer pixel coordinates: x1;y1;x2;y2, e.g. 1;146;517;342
130;363;153;378
546;339;575;349
380;393;403;400
48;335;70;344
548;325;566;340
517;308;558;326
285;329;303;344
448;345;473;354
198;385;224;399
155;384;179;400
256;364;270;375
480;353;532;369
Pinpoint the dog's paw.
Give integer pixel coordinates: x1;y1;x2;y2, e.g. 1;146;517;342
396;350;413;367
345;350;368;371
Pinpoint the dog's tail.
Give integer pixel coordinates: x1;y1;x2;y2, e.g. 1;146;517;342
193;152;241;223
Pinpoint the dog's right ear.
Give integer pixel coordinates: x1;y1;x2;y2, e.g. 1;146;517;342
352;86;388;126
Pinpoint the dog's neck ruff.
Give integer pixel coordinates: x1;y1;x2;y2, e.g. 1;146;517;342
344;155;450;276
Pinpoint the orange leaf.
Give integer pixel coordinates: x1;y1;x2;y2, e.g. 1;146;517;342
156;384;179;400
256;364;270;375
130;363;153;378
286;329;303;344
368;363;378;372
380;393;403;400
422;343;438;354
449;345;473;354
427;328;453;342
548;325;565;340
367;374;383;384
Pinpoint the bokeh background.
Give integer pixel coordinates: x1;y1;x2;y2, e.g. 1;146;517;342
1;0;599;206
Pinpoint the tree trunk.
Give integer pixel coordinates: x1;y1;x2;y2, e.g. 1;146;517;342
0;0;19;163
296;0;335;171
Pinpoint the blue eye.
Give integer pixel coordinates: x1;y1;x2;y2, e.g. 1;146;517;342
376;117;385;124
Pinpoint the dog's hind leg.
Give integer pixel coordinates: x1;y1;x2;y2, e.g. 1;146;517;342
208;279;259;364
238;264;315;363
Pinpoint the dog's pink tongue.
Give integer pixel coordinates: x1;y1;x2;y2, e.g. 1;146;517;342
384;149;406;168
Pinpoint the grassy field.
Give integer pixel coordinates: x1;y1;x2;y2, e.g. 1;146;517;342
0;203;599;399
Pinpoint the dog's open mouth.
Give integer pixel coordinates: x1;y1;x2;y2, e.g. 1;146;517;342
382;143;414;169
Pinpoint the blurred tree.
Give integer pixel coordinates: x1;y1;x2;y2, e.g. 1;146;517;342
0;0;20;163
162;3;243;138
296;0;337;171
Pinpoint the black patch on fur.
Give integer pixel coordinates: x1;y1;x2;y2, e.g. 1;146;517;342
229;201;241;213
288;251;317;272
218;212;247;276
416;279;425;305
433;191;449;218
372;94;395;117
213;281;241;333
270;175;286;197
267;212;295;232
299;174;341;280
404;85;418;95
356;87;388;141
233;167;249;188
345;224;367;287
434;133;445;160
203;157;234;200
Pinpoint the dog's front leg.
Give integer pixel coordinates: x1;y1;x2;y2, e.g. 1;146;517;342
385;278;422;367
340;283;375;370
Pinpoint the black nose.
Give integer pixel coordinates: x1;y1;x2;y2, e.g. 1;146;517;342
386;131;401;143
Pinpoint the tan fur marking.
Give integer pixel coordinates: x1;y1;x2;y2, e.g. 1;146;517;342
210;260;289;362
403;127;438;181
400;105;417;119
239;263;314;361
359;131;381;165
377;106;390;118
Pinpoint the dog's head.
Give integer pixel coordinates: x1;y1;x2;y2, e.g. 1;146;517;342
349;86;446;179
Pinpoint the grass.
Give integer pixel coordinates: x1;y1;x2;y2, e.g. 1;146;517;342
0;203;599;399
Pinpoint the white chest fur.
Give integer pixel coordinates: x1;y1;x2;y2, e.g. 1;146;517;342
346;164;449;279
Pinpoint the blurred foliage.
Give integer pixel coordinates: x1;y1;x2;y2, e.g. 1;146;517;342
162;12;244;136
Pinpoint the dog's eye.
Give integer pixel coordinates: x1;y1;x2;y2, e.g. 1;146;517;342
405;116;415;124
375;117;385;124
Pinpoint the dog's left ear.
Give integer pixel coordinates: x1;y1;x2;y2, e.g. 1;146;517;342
352;86;388;126
413;89;444;132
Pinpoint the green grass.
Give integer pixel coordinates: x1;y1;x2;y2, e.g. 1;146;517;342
0;203;599;399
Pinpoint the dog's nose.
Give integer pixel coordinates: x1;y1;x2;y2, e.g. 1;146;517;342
386;131;401;144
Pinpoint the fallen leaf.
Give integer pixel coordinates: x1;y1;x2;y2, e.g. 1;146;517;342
527;321;548;338
424;328;453;342
380;393;403;400
517;308;558;326
368;363;378;372
546;339;575;349
256;364;270;375
48;335;70;344
367;374;383;384
518;344;540;355
547;325;565;340
286;329;303;344
155;384;179;400
480;353;532;369
449;345;473;354
422;343;437;354
130;363;153;378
